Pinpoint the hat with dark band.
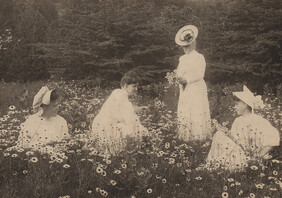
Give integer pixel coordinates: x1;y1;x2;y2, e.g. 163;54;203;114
175;25;198;46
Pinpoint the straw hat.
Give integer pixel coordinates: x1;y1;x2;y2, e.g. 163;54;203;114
233;86;264;112
32;86;54;113
175;25;198;46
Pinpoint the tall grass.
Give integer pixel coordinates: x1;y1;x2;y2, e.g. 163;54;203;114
0;80;46;115
0;80;281;198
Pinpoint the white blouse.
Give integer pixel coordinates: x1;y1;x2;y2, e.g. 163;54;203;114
95;89;139;128
176;50;206;84
231;114;280;150
17;113;69;149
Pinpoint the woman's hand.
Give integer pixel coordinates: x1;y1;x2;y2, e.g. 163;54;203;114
176;77;187;91
176;77;187;85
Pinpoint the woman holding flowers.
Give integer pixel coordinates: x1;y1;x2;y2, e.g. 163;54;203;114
90;71;148;155
207;86;280;171
16;86;70;150
174;25;211;141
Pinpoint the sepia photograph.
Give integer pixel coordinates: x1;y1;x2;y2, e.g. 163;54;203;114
0;0;281;197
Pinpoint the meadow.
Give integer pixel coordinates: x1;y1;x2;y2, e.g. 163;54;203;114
0;79;281;198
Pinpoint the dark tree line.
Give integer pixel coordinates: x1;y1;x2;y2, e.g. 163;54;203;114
0;0;281;87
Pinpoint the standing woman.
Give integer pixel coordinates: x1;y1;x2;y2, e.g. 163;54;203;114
175;25;211;141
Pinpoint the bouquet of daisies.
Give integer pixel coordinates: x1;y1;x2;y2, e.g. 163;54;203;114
165;70;178;86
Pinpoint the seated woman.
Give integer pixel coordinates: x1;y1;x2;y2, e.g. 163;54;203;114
207;86;280;171
90;71;148;155
16;86;70;150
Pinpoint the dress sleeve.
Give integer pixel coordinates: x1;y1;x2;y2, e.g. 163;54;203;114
119;100;138;126
258;119;280;147
230;118;241;137
176;53;206;83
176;56;188;80
16;115;37;147
16;121;30;147
109;90;128;122
59;118;70;139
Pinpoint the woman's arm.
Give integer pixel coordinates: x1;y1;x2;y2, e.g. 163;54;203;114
259;146;273;158
61;119;70;139
185;54;206;83
176;54;206;85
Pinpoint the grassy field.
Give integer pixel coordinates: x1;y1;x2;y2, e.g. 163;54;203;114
0;80;281;198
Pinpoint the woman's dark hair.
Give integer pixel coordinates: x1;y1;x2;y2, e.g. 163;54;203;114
50;90;59;102
183;40;196;50
40;90;60;108
120;71;139;87
246;105;252;112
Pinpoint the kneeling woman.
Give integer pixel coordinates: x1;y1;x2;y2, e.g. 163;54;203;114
90;71;148;155
207;86;280;171
16;86;70;150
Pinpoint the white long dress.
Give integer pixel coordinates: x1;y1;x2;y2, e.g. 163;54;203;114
91;89;148;155
16;113;69;149
176;50;211;141
207;114;280;170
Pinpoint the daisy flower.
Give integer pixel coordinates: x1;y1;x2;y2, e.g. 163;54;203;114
222;192;228;198
227;178;234;182
250;165;258;170
114;169;121;174
8;105;16;111
195;176;202;180
63;164;70;169
26;151;34;156
165;142;170;149
29;157;38;163
238;190;243;195
100;189;108;197
96;167;103;174
110;180;117;186
269;187;277;191
168;158;175;164
255;183;264;189
272;171;278;176
11;153;18;158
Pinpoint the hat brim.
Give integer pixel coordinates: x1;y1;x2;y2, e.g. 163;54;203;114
42;89;54;105
175;25;198;46
233;92;253;108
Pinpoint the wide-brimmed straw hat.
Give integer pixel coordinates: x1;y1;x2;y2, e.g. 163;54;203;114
175;25;198;46
233;85;264;112
32;86;54;113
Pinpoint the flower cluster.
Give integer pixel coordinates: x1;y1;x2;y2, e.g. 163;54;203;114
165;70;178;85
0;80;281;198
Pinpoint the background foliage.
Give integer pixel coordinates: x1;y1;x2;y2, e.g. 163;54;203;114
0;0;281;88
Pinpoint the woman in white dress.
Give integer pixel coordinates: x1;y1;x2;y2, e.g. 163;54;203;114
90;71;148;155
207;86;280;171
16;86;70;150
175;25;211;141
